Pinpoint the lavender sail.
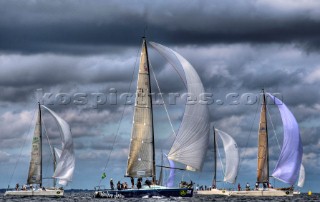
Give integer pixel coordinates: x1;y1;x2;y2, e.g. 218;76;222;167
268;94;303;185
166;157;175;188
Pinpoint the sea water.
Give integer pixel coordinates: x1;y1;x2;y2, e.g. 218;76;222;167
1;191;319;201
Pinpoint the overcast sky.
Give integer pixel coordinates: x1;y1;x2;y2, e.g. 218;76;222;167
0;0;319;192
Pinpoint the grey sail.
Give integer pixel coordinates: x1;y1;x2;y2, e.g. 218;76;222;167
126;38;154;179
149;42;210;171
27;105;42;185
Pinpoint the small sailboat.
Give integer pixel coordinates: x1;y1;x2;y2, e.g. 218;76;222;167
5;103;75;197
94;37;210;198
197;127;239;196
229;90;303;197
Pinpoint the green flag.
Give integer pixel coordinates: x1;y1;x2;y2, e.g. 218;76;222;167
101;172;106;179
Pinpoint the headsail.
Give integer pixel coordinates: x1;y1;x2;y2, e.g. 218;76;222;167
150;42;210;171
166;156;175;188
257;93;269;183
126;39;155;179
54;147;62;159
42;105;75;186
27;104;42;185
268;93;303;185
297;164;305;187
215;129;239;184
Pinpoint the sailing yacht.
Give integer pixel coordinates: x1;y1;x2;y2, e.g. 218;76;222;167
293;164;305;195
94;37;210;198
4;103;75;197
197;128;239;196
229;90;303;197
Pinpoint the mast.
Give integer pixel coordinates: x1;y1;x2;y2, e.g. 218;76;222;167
158;152;163;186
144;38;156;184
256;89;269;185
39;102;43;188
212;127;217;188
53;149;56;187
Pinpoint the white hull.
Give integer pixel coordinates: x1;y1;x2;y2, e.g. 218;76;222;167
229;188;293;196
197;188;230;196
4;189;64;197
293;191;300;195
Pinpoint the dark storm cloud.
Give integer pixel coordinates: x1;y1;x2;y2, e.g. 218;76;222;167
1;0;320;54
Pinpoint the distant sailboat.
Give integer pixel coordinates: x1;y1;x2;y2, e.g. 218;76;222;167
294;164;305;195
94;37;210;198
5;103;75;197
197;127;239;196
229;90;303;197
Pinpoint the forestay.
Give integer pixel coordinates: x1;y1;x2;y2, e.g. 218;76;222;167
42;105;75;186
150;42;210;171
215;129;239;184
268;94;303;185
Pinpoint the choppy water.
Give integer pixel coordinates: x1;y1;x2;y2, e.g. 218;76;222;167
0;191;319;201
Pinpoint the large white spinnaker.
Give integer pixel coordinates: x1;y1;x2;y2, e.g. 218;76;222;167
150;42;210;171
42;105;75;186
215;129;239;184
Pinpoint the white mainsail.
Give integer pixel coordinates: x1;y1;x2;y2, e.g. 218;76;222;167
42;105;75;186
150;42;210;171
215;129;239;184
297;164;305;187
126;39;154;179
27;106;42;185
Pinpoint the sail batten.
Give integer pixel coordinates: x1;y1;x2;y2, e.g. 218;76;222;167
150;42;210;171
126;39;154;178
268;93;303;185
42;105;75;185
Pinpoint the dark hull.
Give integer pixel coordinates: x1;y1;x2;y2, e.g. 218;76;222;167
94;188;193;198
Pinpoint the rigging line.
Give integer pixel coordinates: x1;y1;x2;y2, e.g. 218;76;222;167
41;120;53;185
237;95;260;178
41;117;55;159
266;105;281;151
149;62;177;138
7;105;37;190
98;38;141;186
